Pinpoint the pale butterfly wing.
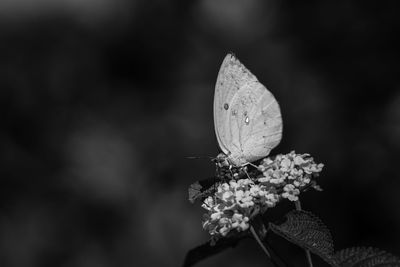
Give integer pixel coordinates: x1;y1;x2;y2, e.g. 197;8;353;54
213;54;282;166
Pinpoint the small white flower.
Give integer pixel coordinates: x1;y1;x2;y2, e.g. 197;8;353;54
219;225;230;236
232;213;242;221
239;199;254;208
264;193;279;207
261;158;274;166
234;190;244;200
290;168;303;177
222;191;233;201
236;179;252;188
218;183;230;192
303;163;324;174
238;221;249;231
284;184;295;191
249;185;261;196
270;177;285;184
280;158;292;171
294;155;307;165
282;184;300;202
210;211;222;221
202;196;214;210
282;192;299;201
219;217;229;225
258;165;266;172
258;176;270;183
229;180;238;189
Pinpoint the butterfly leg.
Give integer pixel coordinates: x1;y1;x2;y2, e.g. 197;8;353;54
247;162;258;168
239;162;258;179
228;164;235;178
239;165;252;179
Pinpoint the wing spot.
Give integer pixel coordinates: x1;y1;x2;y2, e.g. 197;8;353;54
245;116;250;125
224;103;229;110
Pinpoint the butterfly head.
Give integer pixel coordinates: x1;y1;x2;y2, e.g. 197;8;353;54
213;153;231;168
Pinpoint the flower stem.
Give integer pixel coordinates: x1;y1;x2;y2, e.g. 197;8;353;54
250;225;271;258
295;200;314;267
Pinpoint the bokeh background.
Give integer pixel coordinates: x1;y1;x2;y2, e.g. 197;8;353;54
1;1;399;267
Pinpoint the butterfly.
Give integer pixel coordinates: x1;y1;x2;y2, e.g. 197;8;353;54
213;53;283;167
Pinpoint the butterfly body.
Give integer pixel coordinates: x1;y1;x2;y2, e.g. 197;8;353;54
213;54;283;166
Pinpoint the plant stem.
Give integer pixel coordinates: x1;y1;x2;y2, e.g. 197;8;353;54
294;200;302;210
250;225;271;258
304;249;314;267
295;200;314;267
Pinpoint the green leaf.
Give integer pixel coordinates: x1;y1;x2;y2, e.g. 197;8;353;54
187;178;218;203
269;210;338;266
182;233;249;267
335;247;400;267
188;182;203;203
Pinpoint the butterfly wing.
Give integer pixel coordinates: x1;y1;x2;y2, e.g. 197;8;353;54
213;54;282;166
214;54;244;157
238;82;282;162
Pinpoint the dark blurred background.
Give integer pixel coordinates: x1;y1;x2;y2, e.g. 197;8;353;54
1;1;399;266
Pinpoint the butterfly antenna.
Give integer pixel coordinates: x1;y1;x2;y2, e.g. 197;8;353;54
185;156;214;160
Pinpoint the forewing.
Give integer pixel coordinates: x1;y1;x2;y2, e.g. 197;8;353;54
213;54;258;156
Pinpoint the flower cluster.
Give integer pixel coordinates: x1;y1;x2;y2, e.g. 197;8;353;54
200;151;323;239
257;151;324;202
202;179;279;237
